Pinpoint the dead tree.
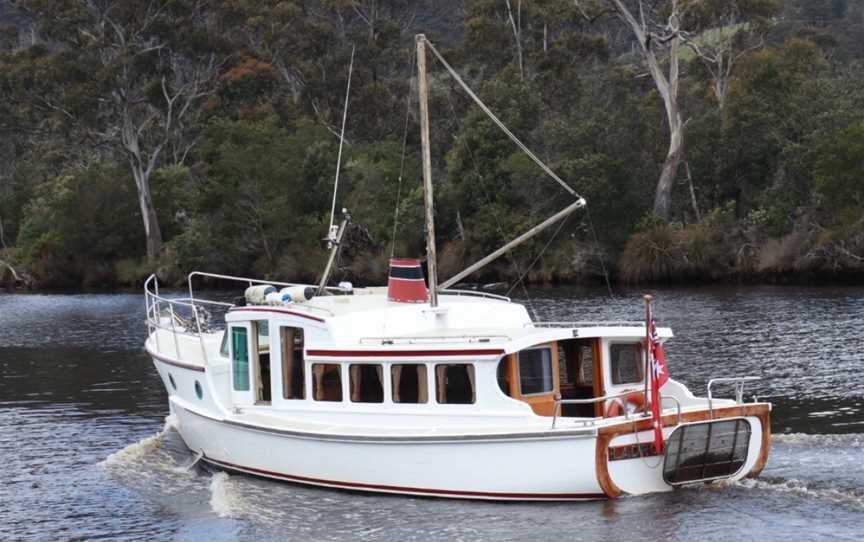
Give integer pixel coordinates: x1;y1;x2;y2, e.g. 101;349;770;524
606;0;684;221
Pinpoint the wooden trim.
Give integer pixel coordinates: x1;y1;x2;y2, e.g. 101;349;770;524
149;349;206;372
592;338;604;417
593;403;772;498
203;456;607;501
230;306;326;323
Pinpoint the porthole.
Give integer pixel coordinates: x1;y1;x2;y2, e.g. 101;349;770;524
168;373;177;390
194;380;203;400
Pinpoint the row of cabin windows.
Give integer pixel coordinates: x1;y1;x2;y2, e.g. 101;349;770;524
229;324;646;405
228;325;475;404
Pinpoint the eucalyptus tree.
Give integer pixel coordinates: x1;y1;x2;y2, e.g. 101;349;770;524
20;0;224;261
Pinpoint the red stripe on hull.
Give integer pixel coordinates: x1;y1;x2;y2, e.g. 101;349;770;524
204;457;606;501
307;348;505;358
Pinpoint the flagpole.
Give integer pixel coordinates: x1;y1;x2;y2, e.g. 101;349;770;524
643;294;652;415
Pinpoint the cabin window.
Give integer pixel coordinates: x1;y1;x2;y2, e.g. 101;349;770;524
610;343;644;385
518;348;554;395
435;364;475;404
231;327;250;391
312;364;343;402
350;364;384;403
280;327;305;399
392;364;428;403
253;321;271;402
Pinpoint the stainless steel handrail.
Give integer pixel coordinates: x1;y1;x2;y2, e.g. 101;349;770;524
707;377;761;419
550;391;683;429
359;334;512;345
437;288;512;302
528;321;646;328
187;271;344;305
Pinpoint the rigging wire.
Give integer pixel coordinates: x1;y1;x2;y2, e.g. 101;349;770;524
505;209;574;298
585;205;615;298
424;39;582;200
327;44;356;239
389;52;417;259
437;71;538;319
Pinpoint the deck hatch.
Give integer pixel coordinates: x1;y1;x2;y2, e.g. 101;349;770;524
662;418;751;486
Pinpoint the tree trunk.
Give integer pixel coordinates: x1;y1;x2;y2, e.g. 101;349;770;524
654;110;683;220
131;165;163;261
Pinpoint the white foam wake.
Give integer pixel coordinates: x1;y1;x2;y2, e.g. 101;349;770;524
772;432;864;448
735;477;864;509
209;472;244;518
100;431;164;468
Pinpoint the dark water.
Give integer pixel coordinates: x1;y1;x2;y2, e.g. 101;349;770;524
1;286;862;541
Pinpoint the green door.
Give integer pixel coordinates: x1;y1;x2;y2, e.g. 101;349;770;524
232;327;250;391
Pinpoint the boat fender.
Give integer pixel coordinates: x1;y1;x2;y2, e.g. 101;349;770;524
245;284;276;305
605;391;646;418
279;286;317;303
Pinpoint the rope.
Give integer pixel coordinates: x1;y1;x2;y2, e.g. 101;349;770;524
438;76;538;319
586;205;615;298
328;44;355;237
390;52;416;259
424;39;582;199
505;208;573;297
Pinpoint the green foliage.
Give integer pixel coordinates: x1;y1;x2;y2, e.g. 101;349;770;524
3;0;864;288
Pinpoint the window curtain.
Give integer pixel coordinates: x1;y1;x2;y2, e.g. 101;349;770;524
416;366;428;403
350;365;362;402
391;365;403;402
312;364;326;401
436;365;447;403
466;365;476;402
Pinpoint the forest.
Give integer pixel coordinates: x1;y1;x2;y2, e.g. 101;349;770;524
0;0;862;290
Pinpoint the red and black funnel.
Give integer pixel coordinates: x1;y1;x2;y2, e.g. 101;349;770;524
387;258;429;303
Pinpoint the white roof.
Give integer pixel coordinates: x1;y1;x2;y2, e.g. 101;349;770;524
226;289;672;355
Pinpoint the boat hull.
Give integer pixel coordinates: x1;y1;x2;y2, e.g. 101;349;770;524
172;400;607;501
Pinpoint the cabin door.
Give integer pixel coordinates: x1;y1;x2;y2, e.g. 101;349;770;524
507;343;560;416
558;338;604;417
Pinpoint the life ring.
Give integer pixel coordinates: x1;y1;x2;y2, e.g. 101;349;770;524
605;391;646;418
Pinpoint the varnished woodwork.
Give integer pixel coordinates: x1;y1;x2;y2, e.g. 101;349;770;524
594;403;772;498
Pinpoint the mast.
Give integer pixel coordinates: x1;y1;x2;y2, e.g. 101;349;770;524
416;34;439;307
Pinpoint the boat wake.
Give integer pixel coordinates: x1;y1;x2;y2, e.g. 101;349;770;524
733;476;864;509
772;432;864;448
209;472;245;517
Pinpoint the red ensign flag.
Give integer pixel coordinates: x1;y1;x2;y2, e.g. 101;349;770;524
649;316;670;454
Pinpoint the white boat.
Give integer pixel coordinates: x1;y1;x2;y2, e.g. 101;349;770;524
142;35;771;501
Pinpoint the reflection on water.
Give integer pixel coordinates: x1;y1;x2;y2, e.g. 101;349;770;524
1;286;863;541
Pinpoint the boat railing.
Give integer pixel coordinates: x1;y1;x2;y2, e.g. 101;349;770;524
187;271;345;302
359;334;511;345
437;288;511;302
145;274;233;366
550;392;682;429
528;321;645;328
707;377;761;419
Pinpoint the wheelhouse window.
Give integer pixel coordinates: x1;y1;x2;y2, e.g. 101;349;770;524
280;327;305;400
312;364;342;402
231;327;250;391
518;348;554;395
435;364;475;404
253;321;271;402
392;364;428;403
610;343;644;385
350;364;384;403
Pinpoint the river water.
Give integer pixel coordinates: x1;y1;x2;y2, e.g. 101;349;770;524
1;286;862;541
